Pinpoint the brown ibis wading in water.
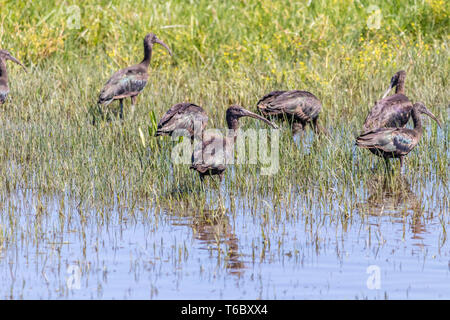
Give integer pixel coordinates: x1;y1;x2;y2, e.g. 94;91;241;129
356;102;438;172
190;106;278;182
155;102;208;140
0;50;27;105
363;70;441;131
257;90;325;136
97;33;172;119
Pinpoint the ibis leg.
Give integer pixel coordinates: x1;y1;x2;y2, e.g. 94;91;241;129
312;118;320;134
119;99;124;119
130;96;137;117
292;122;304;136
313;118;329;136
400;156;405;174
384;157;391;174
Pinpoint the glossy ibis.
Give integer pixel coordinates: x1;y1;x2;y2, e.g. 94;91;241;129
97;33;172;119
0;50;27;104
155;102;208;140
356;102;436;172
191;105;278;181
257;90;325;136
363;70;441;131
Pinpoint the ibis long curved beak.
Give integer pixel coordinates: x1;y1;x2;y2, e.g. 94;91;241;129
421;107;442;128
242;109;278;129
381;84;393;99
155;39;173;56
7;55;27;72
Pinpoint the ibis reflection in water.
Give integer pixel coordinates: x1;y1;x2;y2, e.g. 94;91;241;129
257;90;326;136
363;70;441;131
0;50;27;105
356;102;439;172
358;175;426;247
363;175;422;217
190;105;278;182
97;33;172;120
165;201;245;276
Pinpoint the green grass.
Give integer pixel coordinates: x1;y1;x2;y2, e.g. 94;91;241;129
0;0;448;210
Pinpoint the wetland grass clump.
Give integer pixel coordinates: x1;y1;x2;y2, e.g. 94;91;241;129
0;0;447;225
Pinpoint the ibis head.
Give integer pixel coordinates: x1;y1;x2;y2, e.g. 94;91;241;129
382;70;406;99
0;50;27;72
144;33;172;56
226;105;278;130
413;102;441;128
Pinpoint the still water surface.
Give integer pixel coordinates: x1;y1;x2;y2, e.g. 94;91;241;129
0;170;448;299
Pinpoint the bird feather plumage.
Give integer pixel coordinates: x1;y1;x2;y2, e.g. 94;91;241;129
156;103;208;137
257;90;321;121
98;66;148;105
363;94;412;131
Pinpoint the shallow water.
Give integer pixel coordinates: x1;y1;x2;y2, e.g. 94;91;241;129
0;167;448;299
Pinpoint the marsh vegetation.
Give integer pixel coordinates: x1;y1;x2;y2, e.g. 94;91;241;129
0;0;448;298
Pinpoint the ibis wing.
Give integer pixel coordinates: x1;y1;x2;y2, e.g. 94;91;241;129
257;91;286;107
156;103;208;137
0;92;7;104
356;128;417;155
0;88;8;104
258;90;321;121
363;94;412;131
356;128;397;151
390;130;417;155
98;66;148;104
191;131;228;172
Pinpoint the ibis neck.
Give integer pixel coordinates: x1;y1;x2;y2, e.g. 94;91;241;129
226;118;240;143
141;41;152;66
395;79;405;94
0;59;6;79
226;117;240;131
226;129;238;145
411;107;422;133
